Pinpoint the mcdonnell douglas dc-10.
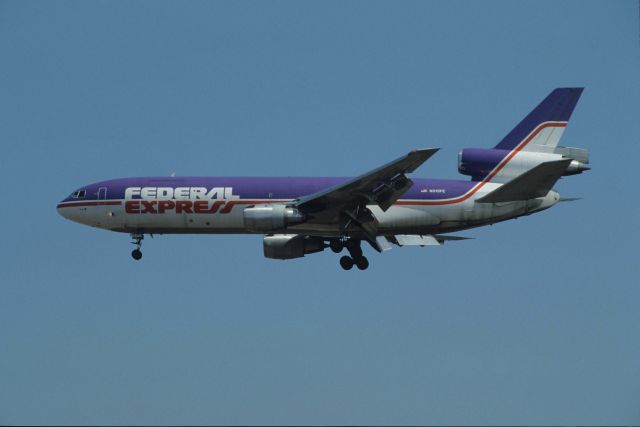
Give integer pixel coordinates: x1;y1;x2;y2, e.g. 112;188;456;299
58;88;589;270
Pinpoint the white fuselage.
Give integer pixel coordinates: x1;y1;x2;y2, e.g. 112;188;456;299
57;181;560;237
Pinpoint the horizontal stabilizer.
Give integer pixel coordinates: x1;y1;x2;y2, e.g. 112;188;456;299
433;234;473;242
559;197;582;202
476;159;571;203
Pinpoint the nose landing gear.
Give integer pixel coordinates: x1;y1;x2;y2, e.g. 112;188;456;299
130;233;143;260
131;249;142;260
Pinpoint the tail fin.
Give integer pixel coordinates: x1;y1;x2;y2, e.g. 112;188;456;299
458;88;588;184
495;87;583;152
476;159;571;203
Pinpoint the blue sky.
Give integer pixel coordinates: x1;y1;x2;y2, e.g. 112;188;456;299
1;0;639;424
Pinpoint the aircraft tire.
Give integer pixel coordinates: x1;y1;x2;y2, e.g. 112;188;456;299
339;255;353;270
131;249;142;261
355;256;369;270
330;240;343;253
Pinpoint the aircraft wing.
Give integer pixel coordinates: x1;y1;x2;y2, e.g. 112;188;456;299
294;148;439;217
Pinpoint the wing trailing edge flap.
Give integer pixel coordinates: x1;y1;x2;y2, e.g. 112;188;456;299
384;234;472;247
476;159;571;203
396;234;441;246
375;236;394;251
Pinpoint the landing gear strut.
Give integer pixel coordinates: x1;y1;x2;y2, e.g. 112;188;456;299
130;233;143;260
338;239;369;270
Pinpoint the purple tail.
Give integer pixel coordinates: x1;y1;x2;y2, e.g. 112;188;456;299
494;87;584;150
458;88;589;183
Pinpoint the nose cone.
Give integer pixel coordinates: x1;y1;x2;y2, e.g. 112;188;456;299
57;198;72;221
57;191;90;225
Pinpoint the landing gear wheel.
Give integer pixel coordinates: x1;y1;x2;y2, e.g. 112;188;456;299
330;240;343;253
355;256;369;270
131;249;142;260
339;255;354;270
130;233;144;260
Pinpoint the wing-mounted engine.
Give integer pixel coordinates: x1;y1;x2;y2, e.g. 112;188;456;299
243;204;305;232
263;234;326;259
458;147;589;182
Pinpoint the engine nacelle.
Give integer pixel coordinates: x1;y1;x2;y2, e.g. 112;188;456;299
458;148;589;181
263;234;325;260
243;204;305;232
458;148;511;179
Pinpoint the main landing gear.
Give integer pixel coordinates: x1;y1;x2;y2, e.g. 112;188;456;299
332;239;369;271
130;233;143;260
339;255;369;270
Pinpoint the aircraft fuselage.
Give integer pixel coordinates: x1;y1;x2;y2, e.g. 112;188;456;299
57;176;558;236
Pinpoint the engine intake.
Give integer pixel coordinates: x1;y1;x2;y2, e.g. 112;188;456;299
243;204;305;232
263;234;325;260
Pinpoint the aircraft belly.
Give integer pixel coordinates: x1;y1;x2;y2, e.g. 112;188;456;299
126;209;245;230
86;198;535;236
372;205;442;231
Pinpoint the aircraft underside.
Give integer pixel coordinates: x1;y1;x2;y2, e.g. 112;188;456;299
66;194;554;270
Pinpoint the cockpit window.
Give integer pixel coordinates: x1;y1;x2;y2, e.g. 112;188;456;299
71;190;86;198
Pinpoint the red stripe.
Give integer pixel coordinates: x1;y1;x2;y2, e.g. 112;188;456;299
57;124;566;213
56;199;286;211
57;201;122;209
397;121;566;206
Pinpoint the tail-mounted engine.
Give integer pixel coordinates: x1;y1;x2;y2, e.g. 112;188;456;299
263;234;325;259
458;146;590;182
243;204;305;232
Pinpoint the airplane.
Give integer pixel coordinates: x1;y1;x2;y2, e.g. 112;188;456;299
57;87;589;270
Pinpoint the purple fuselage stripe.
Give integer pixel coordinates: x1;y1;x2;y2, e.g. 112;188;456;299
60;177;477;204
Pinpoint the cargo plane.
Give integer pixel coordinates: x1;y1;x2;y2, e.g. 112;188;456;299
58;88;589;270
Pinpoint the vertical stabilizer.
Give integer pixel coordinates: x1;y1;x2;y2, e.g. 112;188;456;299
494;87;583;152
458;88;587;183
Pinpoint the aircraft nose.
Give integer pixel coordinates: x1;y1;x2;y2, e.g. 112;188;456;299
57;200;69;219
